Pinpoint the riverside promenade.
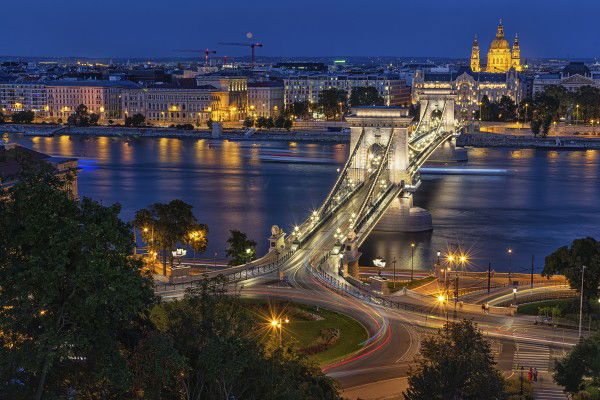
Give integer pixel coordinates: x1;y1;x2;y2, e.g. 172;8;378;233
2;123;350;143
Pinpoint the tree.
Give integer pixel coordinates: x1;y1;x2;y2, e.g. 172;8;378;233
256;116;268;128
125;113;145;127
134;200;208;275
11;110;35;124
349;87;384;107
206;118;213;130
67;104;93;126
530;119;541;136
498;96;517;121
226;230;257;265
317;88;348;120
543;237;600;311
149;277;342;400
542;114;553;136
243;117;254;128
0;162;155;399
265;116;274;129
284;101;310;119
0;111;4;124
89;113;100;125
403;319;506;400
554;331;600;394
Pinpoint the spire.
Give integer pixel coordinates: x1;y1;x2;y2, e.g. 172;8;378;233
513;33;519;46
473;34;479;47
496;19;504;38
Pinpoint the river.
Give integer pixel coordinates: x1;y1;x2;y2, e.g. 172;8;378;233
5;132;600;274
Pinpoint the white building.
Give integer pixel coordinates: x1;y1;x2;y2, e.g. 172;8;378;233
283;73;410;107
247;81;284;118
532;62;600;95
0;79;48;120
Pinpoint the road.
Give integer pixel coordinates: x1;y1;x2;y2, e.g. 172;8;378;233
158;168;579;399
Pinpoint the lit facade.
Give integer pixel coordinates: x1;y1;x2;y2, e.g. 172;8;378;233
0;80;48;120
121;82;229;126
412;67;520;120
283;73;411;108
196;73;248;121
47;80;138;122
470;20;521;73
247;82;284;118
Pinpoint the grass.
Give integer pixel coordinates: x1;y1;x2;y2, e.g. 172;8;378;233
239;299;368;366
516;298;575;316
387;276;436;292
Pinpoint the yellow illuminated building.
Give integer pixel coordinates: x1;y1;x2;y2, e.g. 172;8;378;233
471;20;521;73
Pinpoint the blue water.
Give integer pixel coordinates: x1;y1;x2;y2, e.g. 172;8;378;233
4;133;600;273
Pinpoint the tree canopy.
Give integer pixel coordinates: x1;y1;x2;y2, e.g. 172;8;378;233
316;88;348;120
125;113;145;127
11;110;35;124
403;319;506;400
554;331;600;394
134;200;207;275
349;87;384;107
67;104;100;127
543;237;600;310
226;229;257;266
0;162;155;399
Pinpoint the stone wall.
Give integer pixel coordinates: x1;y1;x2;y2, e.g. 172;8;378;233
457;132;600;149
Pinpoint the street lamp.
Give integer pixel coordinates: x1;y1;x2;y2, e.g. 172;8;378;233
507;248;513;284
579;265;586;338
513;287;518;306
246;247;252;263
436;251;441;268
410;242;416;281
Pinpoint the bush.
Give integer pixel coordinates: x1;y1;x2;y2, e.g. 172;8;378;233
124;113;145;127
174;124;194;130
243;117;254;128
505;375;533;399
299;328;341;355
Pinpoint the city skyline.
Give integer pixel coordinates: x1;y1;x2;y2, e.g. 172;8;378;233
2;0;600;59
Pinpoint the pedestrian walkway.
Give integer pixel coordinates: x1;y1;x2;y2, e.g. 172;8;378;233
513;343;550;372
533;372;567;400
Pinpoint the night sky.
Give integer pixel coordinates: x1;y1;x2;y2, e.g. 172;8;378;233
2;0;599;59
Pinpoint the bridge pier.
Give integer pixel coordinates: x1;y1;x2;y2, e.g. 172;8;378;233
375;192;432;232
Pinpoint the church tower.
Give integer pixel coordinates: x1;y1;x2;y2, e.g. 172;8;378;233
511;33;522;71
470;35;481;72
486;19;512;73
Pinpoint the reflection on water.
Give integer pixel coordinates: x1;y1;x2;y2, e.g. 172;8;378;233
4;132;600;273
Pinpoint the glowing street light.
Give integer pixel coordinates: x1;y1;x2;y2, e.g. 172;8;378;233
410;242;416;281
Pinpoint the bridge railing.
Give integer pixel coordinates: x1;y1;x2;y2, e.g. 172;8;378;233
155;250;294;294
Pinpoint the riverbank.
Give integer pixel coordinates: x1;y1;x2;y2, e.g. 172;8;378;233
2;123;350;143
457;132;600;149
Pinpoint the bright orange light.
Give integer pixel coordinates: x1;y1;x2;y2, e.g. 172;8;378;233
270;320;278;327
437;295;445;302
447;255;455;262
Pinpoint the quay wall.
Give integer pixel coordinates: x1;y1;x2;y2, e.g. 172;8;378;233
457;132;600;149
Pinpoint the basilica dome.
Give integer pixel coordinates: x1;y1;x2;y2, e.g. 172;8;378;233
490;37;510;49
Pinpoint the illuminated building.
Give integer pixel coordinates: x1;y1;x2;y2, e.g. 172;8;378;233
247;82;284;118
0;79;48;120
532;62;600;95
196;72;248;120
47;80;138;122
470;20;521;73
283;73;410;108
412;67;520;120
121;79;228;126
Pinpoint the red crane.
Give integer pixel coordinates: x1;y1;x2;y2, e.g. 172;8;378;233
219;42;263;66
175;48;217;66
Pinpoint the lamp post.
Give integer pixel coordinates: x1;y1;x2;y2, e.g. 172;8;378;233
410;243;416;281
513;287;518;306
579;265;586;338
246;248;252;263
507;248;513;284
392;257;397;291
436;251;441;269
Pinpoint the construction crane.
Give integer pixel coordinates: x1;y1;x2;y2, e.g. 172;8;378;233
218;42;263;66
175;49;217;67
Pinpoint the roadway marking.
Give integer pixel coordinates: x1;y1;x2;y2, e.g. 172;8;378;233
513;343;550;372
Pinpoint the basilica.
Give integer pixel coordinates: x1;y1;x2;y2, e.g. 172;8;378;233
471;20;521;73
